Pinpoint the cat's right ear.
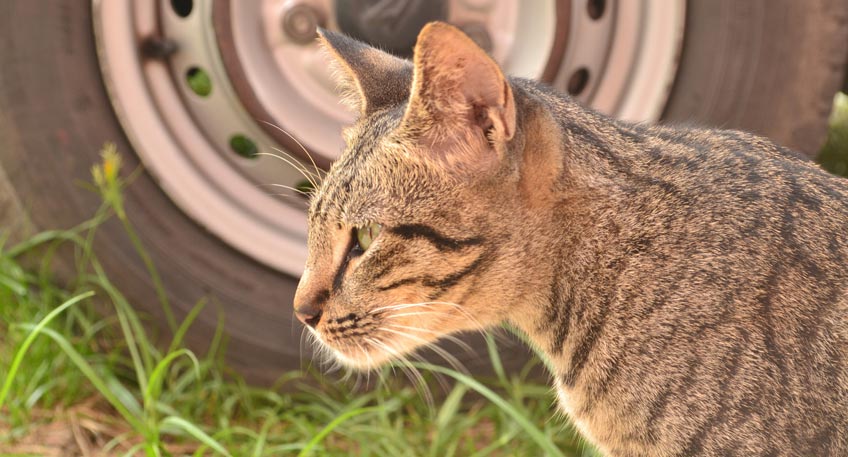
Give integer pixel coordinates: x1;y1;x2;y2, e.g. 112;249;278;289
318;29;413;116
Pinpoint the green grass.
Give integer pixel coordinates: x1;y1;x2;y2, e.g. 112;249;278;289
0;147;596;455
816;92;848;176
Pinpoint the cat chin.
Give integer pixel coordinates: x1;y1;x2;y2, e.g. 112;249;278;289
330;349;393;371
320;335;422;372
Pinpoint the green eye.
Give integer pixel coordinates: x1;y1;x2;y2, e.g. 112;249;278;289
355;222;382;252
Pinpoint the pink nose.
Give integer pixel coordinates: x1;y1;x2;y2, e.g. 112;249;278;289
293;288;327;329
294;307;323;328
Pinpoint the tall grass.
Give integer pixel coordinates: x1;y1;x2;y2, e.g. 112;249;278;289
0;146;594;455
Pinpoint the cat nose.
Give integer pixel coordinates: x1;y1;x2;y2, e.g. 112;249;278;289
293;288;328;329
294;306;323;329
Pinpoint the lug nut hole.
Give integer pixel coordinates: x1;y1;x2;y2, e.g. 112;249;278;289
230;134;258;159
567;68;591;96
295;179;316;199
171;0;193;18
186;67;212;97
587;0;606;20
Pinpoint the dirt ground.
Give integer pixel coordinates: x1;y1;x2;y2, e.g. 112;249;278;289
0;397;198;457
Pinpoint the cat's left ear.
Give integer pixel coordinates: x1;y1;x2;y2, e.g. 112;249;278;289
318;29;413;116
403;22;516;143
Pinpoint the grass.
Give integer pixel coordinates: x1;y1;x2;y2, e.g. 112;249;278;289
816;92;848;176
0;147;596;455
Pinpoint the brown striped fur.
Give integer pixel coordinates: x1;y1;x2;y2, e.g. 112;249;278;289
294;23;848;456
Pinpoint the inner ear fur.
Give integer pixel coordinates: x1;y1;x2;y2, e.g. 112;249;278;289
318;29;413;116
402;22;516;143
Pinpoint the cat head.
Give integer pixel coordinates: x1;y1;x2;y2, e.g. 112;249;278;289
294;22;561;370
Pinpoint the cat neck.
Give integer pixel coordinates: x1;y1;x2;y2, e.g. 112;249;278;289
507;79;655;398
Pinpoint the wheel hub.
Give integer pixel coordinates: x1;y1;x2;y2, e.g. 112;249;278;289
335;0;449;58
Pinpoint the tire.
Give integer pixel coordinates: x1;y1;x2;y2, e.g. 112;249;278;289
1;1;846;384
0;2;301;382
662;0;848;155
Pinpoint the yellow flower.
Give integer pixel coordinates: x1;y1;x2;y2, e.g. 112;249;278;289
99;143;122;186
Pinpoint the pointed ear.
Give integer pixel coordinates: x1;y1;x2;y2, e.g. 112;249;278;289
318;29;413;116
403;22;516;142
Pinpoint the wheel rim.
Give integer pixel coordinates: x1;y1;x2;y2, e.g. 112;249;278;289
93;0;684;276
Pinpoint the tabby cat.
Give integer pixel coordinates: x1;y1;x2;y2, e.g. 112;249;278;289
293;22;848;456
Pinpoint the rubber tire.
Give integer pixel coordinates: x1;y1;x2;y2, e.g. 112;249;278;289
662;1;848;155
0;1;846;384
0;2;303;382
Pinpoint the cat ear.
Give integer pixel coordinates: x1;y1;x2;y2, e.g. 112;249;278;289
403;22;516;143
318;29;413;116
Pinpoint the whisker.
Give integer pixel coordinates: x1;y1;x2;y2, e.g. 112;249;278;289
262;192;306;202
372;301;488;333
266;145;322;183
365;336;434;408
363;337;398;379
375;301;490;359
488;325;517;348
386;324;476;356
371;301;465;313
254;151;319;189
261;182;308;192
256;146;316;177
380;327;469;375
299;325;307;368
260;120;325;182
384;311;454;319
353;341;375;387
260;183;313;198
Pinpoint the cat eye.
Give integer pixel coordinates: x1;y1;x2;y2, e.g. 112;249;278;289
355;222;382;252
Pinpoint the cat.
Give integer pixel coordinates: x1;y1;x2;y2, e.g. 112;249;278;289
293;22;848;456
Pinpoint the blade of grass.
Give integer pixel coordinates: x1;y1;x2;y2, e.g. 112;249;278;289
160;415;233;457
470;427;521;457
0;290;94;409
484;333;509;387
86;274;155;392
0;272;27;296
11;325;146;432
90;146;176;331
6;224;97;258
250;414;277;457
503;322;558;374
116;213;176;332
106;376;144;418
145;348;200;411
435;383;468;431
120;442;148;457
167;298;207;355
297;406;381;457
430;383;469;457
414;362;566;457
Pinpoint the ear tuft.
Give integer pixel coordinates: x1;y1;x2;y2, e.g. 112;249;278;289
318;29;413;116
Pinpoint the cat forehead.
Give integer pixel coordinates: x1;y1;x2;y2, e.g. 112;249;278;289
308;109;407;221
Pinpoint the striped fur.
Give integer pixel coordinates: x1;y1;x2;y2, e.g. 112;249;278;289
294;23;848;456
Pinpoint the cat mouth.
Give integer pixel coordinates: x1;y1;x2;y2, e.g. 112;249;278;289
308;302;469;371
310;324;425;371
324;334;420;370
